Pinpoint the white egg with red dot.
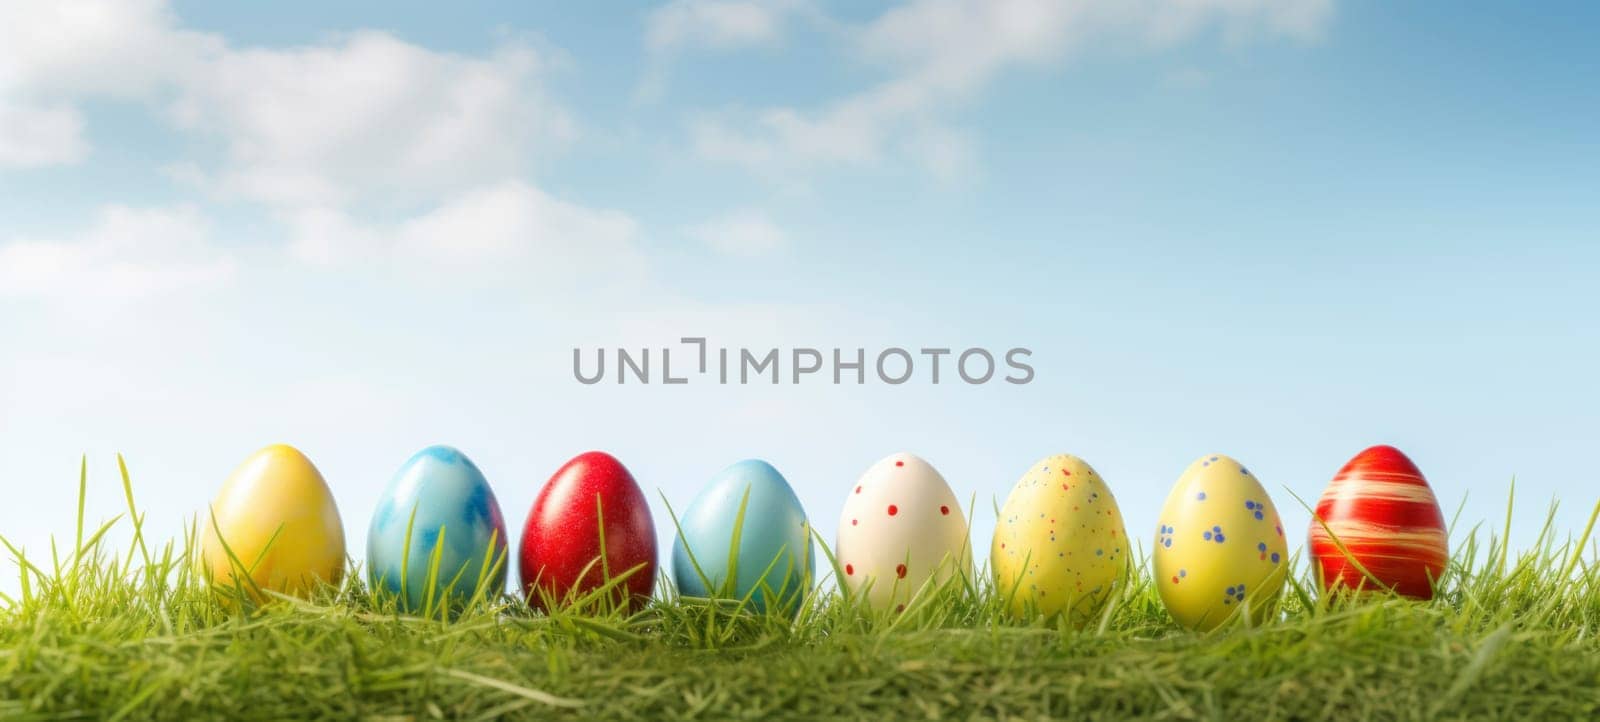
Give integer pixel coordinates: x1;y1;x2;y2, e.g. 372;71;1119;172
835;453;972;609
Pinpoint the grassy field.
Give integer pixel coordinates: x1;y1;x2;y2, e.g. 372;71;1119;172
2;464;1599;720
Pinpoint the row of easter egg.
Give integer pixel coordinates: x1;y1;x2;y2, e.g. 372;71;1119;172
198;443;1448;628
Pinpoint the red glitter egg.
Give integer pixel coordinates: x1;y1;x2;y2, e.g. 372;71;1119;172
519;451;657;612
1308;445;1448;600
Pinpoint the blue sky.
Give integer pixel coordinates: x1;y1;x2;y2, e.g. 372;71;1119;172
2;0;1597;595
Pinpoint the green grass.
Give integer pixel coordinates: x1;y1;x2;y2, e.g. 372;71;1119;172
2;459;1599;720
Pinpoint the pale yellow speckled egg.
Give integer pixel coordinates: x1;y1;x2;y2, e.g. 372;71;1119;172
1152;454;1288;631
991;454;1128;626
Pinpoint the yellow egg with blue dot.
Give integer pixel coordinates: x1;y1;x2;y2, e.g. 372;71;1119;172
991;454;1127;626
200;444;346;599
1152;454;1288;631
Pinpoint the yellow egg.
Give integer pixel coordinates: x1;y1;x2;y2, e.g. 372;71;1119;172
991;454;1128;626
1152;454;1288;631
200;444;346;598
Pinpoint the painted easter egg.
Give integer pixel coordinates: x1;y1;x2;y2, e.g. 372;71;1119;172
1152;454;1288;631
991;454;1128;626
367;445;508;612
519;451;657;612
200;444;346;598
1309;445;1448;600
836;453;972;610
671;459;813;614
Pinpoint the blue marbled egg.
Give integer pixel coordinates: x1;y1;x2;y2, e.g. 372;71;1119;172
671;459;814;613
367;445;508;611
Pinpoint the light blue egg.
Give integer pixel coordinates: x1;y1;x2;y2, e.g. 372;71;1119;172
671;459;814;614
367;445;508;611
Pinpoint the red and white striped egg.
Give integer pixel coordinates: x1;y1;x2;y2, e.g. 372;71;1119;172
1309;445;1448;599
836;453;972;610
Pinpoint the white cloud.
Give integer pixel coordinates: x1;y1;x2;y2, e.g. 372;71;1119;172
173;31;573;208
0;205;235;303
286;180;645;286
689;0;1334;177
861;0;1332;78
1141;0;1333;46
0;0;220;167
646;0;804;53
639;0;811;101
1165;67;1214;90
0;1;635;295
0;0;215;97
1;1;575;210
686;209;787;257
0;102;87;167
902;125;977;182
